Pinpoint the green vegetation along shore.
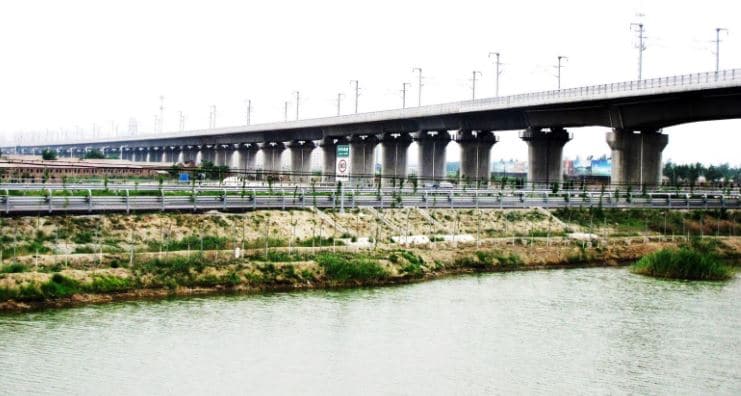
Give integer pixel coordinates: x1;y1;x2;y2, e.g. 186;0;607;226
631;239;735;281
0;208;738;311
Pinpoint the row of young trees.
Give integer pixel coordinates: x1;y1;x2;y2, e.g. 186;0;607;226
41;149;107;161
663;162;741;186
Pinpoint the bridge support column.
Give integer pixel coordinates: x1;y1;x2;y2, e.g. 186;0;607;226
381;133;413;185
288;140;316;183
416;130;450;185
213;145;229;166
350;135;379;187
606;128;668;189
261;142;286;177
236;144;259;179
320;137;341;183
150;148;163;163
457;130;497;186
520;127;571;188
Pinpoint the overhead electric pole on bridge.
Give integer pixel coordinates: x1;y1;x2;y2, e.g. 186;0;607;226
401;82;411;108
488;52;502;97
471;70;482;100
555;56;567;90
350;80;360;113
294;91;300;120
178;111;185;131
714;27;728;74
245;99;252;125
412;67;423;106
209;105;216;129
630;22;646;80
284;101;289;122
336;93;344;116
158;96;165;133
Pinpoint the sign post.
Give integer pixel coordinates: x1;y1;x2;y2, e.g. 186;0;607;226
336;144;350;182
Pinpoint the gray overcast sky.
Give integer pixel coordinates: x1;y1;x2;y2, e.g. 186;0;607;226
1;0;740;165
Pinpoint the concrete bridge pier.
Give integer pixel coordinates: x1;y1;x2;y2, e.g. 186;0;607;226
350;135;379;187
183;146;198;164
237;144;259;178
212;145;227;166
201;145;216;164
261;142;286;177
520;127;571;188
149;148;162;163
416;130;451;185
457;130;497;186
288;140;316;183
607;128;668;189
381;132;413;184
320;137;341;183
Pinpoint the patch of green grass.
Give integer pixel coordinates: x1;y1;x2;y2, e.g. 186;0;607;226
315;252;388;282
631;247;734;281
0;263;29;273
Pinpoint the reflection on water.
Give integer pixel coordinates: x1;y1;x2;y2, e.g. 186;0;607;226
0;268;739;395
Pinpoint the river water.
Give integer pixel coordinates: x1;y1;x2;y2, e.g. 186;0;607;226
1;267;739;395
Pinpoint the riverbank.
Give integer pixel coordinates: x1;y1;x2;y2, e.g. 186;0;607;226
2;235;739;312
1;208;739;312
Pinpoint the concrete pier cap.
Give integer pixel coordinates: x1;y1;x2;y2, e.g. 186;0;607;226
416;130;451;185
606;128;668;189
520;126;572;188
456;129;498;186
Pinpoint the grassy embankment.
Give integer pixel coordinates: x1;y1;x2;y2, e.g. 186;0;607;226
0;208;738;309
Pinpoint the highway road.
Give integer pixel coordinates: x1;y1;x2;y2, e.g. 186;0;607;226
1;188;738;215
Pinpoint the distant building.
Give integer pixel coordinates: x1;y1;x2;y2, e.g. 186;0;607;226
0;155;163;182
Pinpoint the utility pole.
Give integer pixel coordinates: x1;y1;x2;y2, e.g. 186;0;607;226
245;99;252;125
350;80;359;113
336;93;344;116
178;111;185;131
630;22;646;80
471;70;482;100
555;55;568;89
401;82;411;108
294;91;300;120
714;27;728;74
488;52;502;96
284;101;289;122
158;96;165;133
209;105;216;128
412;67;423;106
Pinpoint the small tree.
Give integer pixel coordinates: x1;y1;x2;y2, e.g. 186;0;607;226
84;149;105;159
41;149;57;161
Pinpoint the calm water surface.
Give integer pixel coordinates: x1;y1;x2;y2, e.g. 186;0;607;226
1;267;739;395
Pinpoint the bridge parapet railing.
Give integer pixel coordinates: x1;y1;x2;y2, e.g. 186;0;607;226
470;68;741;110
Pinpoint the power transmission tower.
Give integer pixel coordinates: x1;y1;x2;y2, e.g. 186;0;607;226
714;27;728;73
336;93;344;116
350;80;360;113
488;52;503;96
471;71;482;100
412;67;423;106
555;55;568;89
401;82;411;108
630;22;646;80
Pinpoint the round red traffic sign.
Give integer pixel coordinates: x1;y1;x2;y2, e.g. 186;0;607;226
338;159;347;173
